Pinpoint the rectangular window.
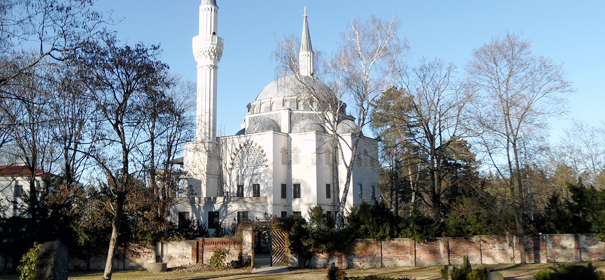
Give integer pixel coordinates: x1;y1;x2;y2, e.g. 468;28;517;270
281;184;287;199
208;211;219;229
326;184;331;199
293;184;301;199
237;185;244;197
178;212;189;230
281;211;288;218
293;211;302;217
371;185;376;200
237;211;249;224
358;184;363;199
253;184;260;197
13;184;22;198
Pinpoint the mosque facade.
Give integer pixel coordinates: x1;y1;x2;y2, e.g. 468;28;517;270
175;0;379;231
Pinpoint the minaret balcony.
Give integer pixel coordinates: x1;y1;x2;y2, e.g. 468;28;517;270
193;35;224;61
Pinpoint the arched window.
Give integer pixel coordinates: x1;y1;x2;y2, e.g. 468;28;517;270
233;144;265;170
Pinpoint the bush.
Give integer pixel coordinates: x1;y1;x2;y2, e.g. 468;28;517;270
345;276;413;280
534;262;605;280
209;248;229;270
326;266;346;280
17;242;41;280
440;255;489;280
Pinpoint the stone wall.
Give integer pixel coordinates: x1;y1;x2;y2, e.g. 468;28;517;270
309;234;605;269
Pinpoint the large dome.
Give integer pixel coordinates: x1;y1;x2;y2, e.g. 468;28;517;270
255;75;331;101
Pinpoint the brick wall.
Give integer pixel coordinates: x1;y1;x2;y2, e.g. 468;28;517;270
381;238;415;267
192;237;241;265
308;234;605;269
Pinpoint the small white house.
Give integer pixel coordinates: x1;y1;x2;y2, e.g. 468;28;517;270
0;165;50;218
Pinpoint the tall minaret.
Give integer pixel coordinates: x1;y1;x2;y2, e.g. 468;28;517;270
299;6;314;77
185;0;223;198
193;0;223;141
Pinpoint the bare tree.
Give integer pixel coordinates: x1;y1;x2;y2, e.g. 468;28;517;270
274;16;406;228
136;74;195;229
0;56;59;221
373;59;472;220
71;34;171;280
0;0;106;88
465;32;572;263
554;121;605;189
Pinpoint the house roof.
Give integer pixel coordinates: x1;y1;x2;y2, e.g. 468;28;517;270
0;165;49;177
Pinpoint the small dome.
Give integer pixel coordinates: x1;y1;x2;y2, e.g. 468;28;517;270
235;128;245;135
246;117;280;134
336;119;358;134
255;75;331;102
291;119;326;134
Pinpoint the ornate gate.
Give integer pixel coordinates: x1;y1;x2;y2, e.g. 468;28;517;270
270;230;289;266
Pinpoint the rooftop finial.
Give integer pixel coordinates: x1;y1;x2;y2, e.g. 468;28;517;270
299;6;314;76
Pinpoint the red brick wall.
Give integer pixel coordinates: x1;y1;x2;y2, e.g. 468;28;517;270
479;235;514;264
449;237;481;265
580;235;605;261
381;238;415;267
347;239;381;268
415;238;447;266
192;238;242;265
546;234;579;263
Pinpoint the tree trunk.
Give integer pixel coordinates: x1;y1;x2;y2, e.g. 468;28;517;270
103;193;125;280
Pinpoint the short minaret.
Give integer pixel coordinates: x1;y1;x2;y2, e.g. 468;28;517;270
299;6;314;77
193;0;224;141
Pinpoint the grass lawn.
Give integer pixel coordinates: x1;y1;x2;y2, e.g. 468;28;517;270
1;261;603;280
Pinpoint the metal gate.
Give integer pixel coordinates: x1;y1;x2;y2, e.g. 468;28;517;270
270;230;289;266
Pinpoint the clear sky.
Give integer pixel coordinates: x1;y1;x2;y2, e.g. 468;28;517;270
94;0;605;143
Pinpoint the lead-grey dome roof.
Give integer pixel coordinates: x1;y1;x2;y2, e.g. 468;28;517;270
246;117;280;134
291;119;326;134
337;119;359;134
255;75;331;101
201;0;216;5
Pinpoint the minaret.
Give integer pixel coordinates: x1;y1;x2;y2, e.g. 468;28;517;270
185;0;223;198
193;0;223;141
299;6;314;77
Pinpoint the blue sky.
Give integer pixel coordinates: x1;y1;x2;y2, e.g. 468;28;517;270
95;1;605;143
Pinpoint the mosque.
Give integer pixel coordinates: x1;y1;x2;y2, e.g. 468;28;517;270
175;0;379;231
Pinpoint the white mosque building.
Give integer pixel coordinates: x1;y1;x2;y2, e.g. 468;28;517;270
176;0;379;231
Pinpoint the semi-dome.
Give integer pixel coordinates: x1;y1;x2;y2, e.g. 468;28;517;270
246;117;280;134
255;75;331;101
336;119;358;134
291;119;326;134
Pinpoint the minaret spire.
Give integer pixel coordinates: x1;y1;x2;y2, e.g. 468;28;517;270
299;6;314;76
193;0;223;141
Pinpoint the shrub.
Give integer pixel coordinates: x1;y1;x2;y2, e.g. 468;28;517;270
345;276;413;280
326;266;346;280
440;255;489;280
209;248;229;270
534;262;605;280
17;242;41;280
